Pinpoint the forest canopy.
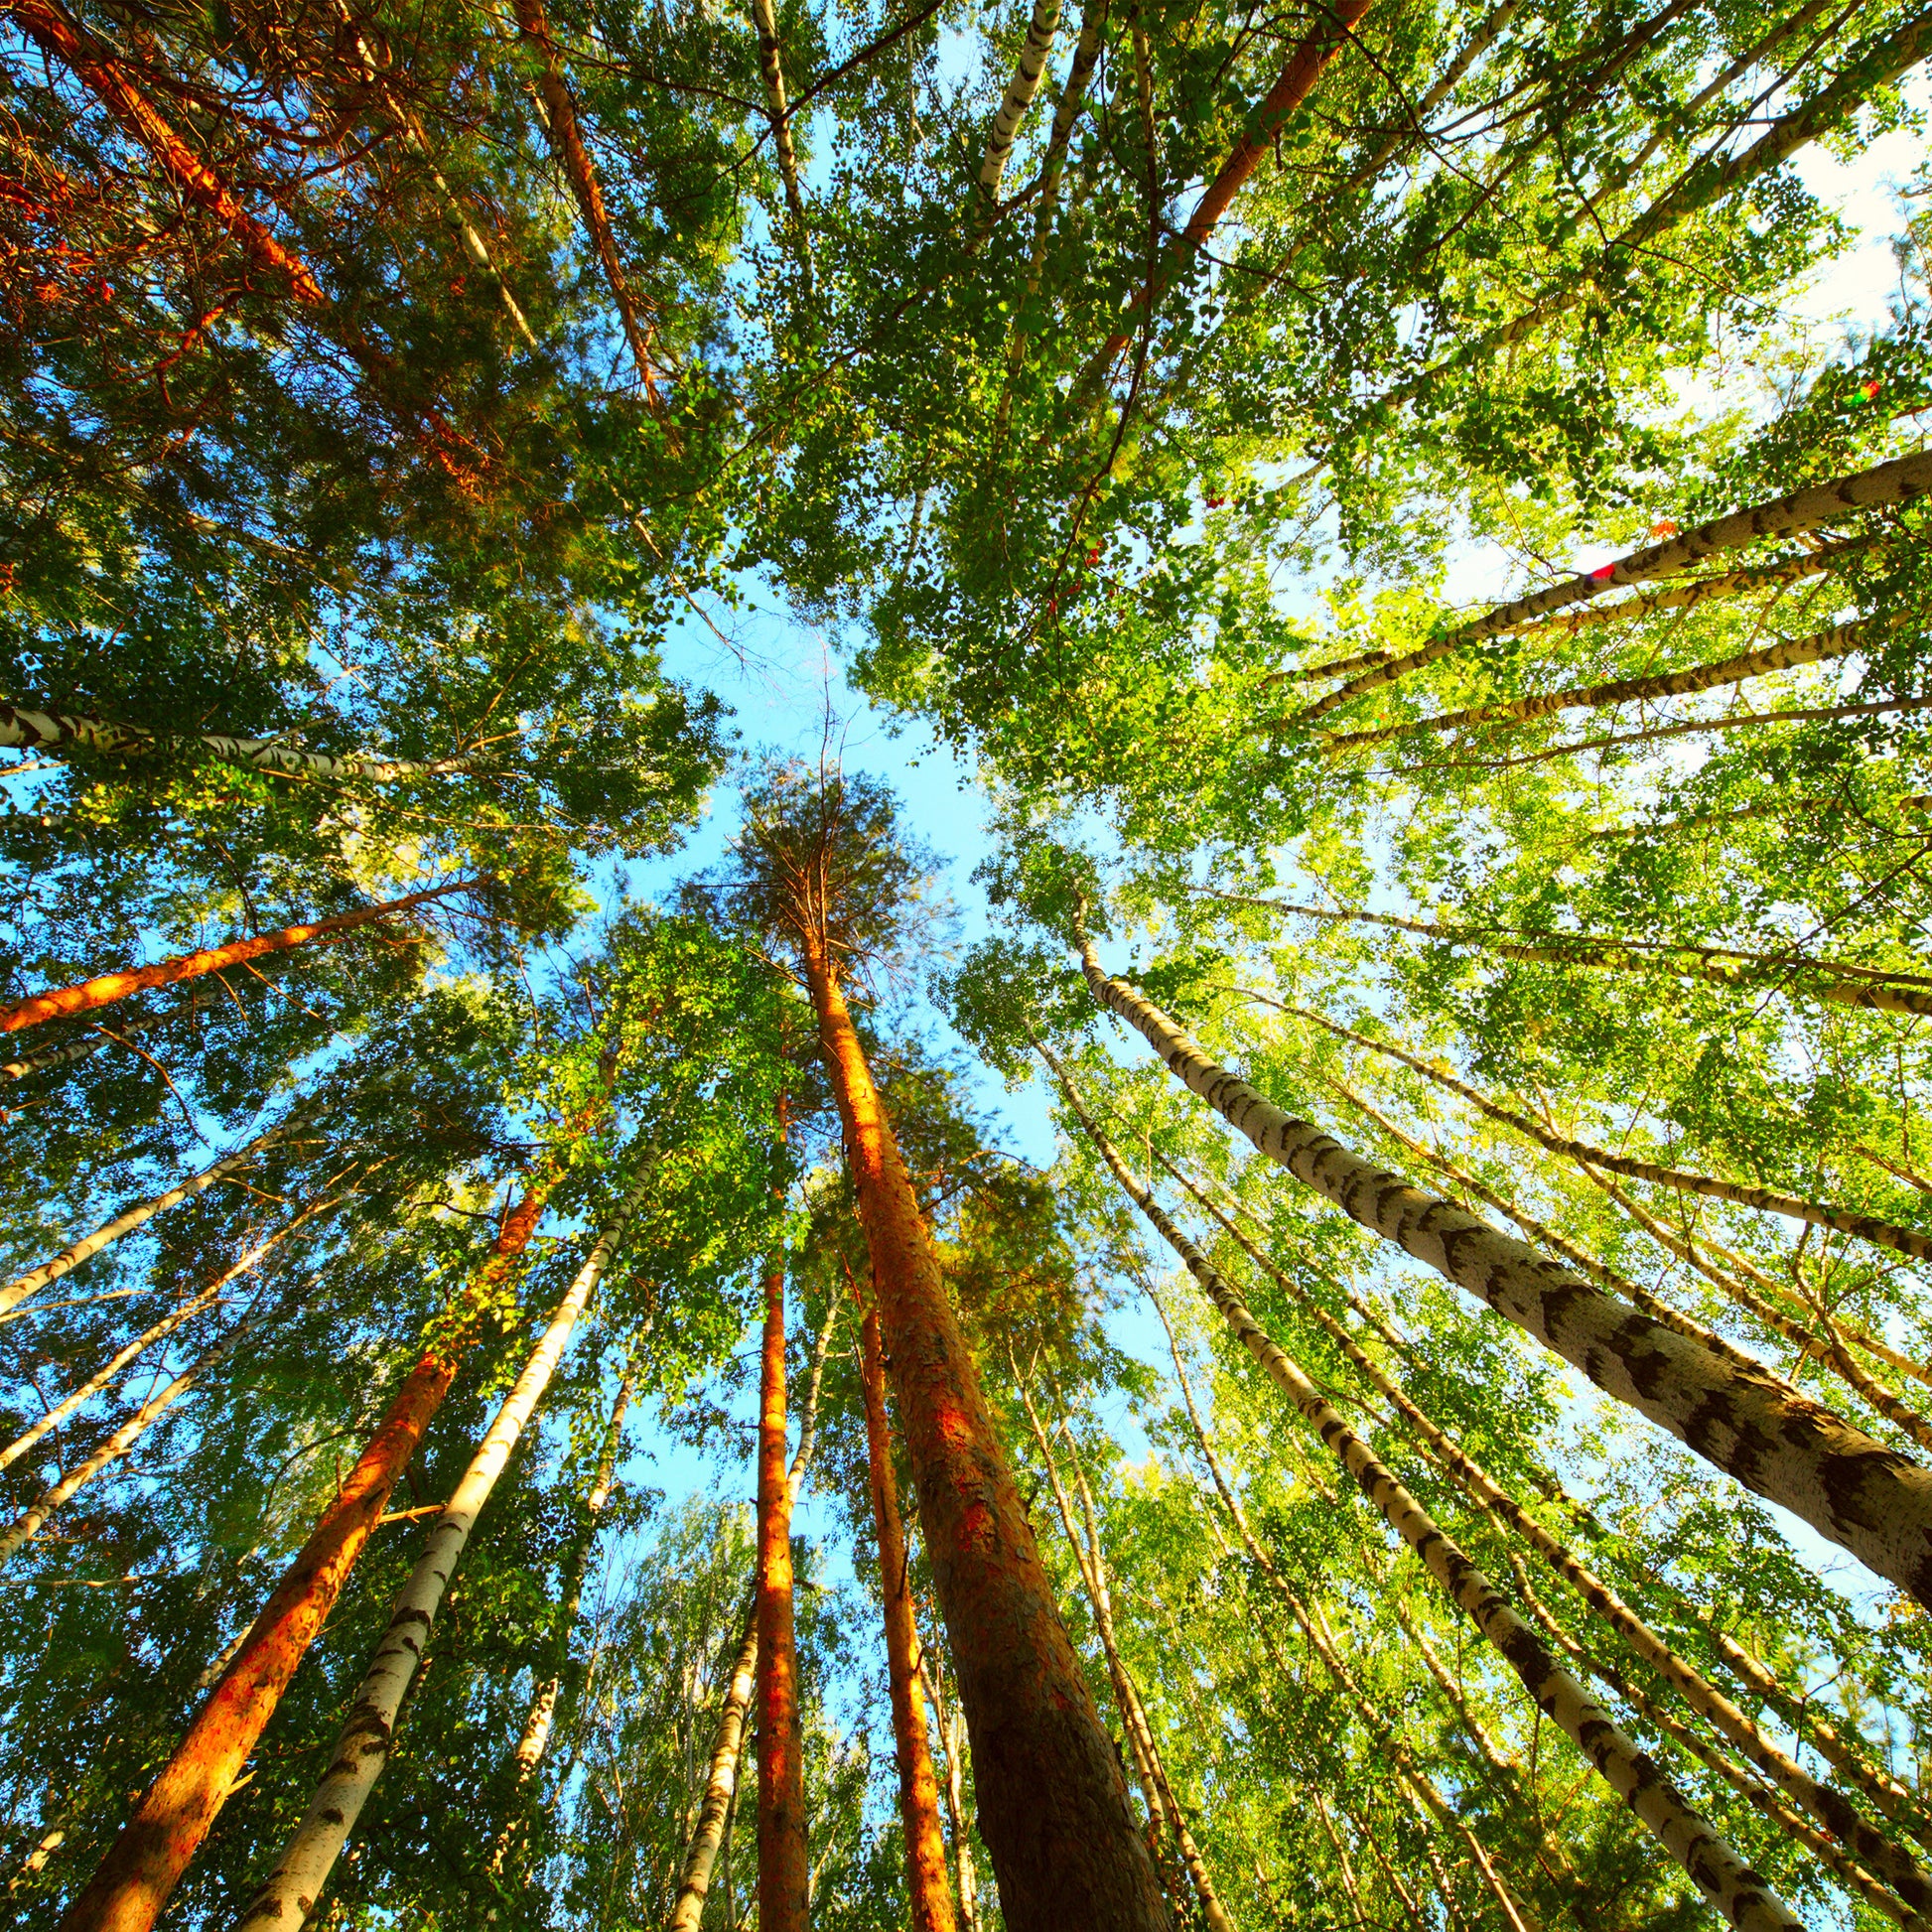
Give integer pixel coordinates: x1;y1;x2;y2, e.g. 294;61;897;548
2;0;1930;1926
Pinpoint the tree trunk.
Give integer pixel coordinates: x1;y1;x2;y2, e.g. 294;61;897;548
1;1005;192;1085
0;879;478;1035
847;1262;957;1932
1296;448;1932;724
798;932;1171;1932
235;1184;644;1930
1014;1373;1237;1932
1072;0;1376;398
504;0;661;391
1048;1044;1803;1932
486;1347;641;1877
1186;1171;1932;1921
0;702;480;784
1322;619;1876;752
917;1649;982;1932
1;1185;349;1472
1217;888;1932;1017
0;1121;292;1317
749;0;812;285
4;0;324;302
1069;950;1932;1606
972;0;1062;228
757;1248;809;1932
0;1304;267;1566
1295;1000;1932;1267
59;1160;560;1932
669;1300;838;1932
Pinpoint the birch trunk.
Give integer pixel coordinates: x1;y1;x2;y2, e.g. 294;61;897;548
1;1187;345;1471
1321;619;1877;752
2;1006;189;1084
1047;1043;1802;1932
486;1349;641;1877
1294;1000;1932;1267
4;0;324;302
1320;1078;1756;1366
1221;893;1932;1018
1014;1375;1237;1932
668;1300;837;1931
0;1305;265;1566
1;878;478;1035
797;931;1171;1932
60;1155;565;1932
1505;1554;1926;1931
235;1182;645;1931
0;703;482;784
1070;947;1932;1603
848;1265;957;1932
972;0;1061;228
750;0;812;285
1295;449;1932;724
1184;1170;1932;1920
757;1248;809;1932
1;1121;292;1317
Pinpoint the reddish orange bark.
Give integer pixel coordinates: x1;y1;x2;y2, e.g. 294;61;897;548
0;878;475;1035
1088;0;1376;375
505;0;661;397
847;1262;957;1932
60;1175;551;1932
7;0;324;303
798;932;1169;1932
756;1252;809;1932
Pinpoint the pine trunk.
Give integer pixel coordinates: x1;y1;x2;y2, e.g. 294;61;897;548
757;1251;809;1932
59;1167;556;1932
1073;947;1932;1606
797;933;1171;1932
849;1267;957;1932
236;1188;643;1928
0;879;476;1035
4;0;324;301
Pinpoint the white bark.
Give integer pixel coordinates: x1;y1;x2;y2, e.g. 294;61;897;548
976;0;1062;212
1074;939;1932;1607
1047;1050;1802;1932
1;1190;345;1471
0;703;481;783
235;1195;641;1931
0;1308;264;1565
0;1122;288;1316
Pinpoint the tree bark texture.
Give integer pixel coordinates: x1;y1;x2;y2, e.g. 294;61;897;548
0;879;477;1035
801;934;1171;1932
974;0;1061;215
849;1266;958;1932
1321;617;1876;751
235;1186;642;1930
59;1166;557;1932
1188;1173;1932;1920
1296;449;1932;724
1295;1001;1932;1266
1049;1051;1800;1932
1074;940;1932;1607
757;1250;809;1932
